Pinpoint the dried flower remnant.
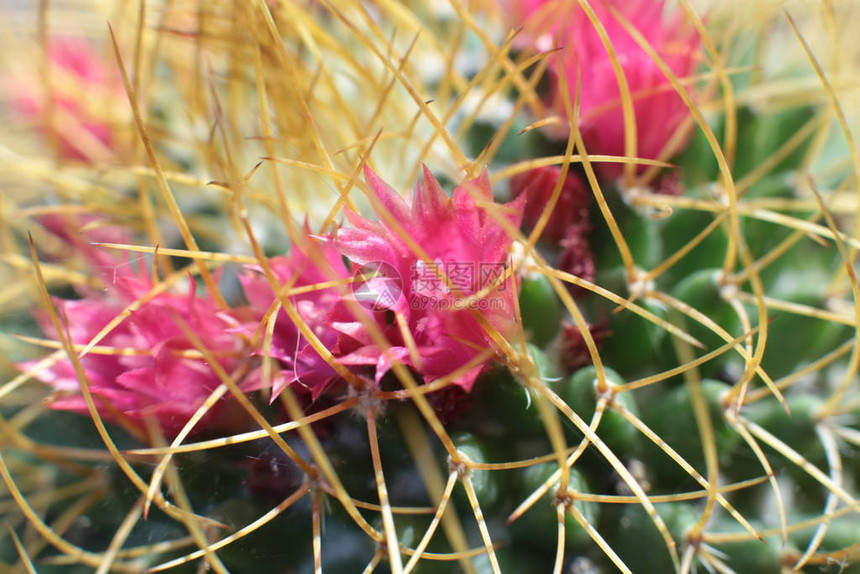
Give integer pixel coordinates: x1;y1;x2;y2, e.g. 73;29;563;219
332;166;526;393
23;220;249;439
510;165;591;242
509;167;596;297
509;0;702;180
558;222;596;289
558;319;608;373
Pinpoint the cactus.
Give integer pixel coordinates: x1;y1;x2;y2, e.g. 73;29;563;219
0;1;858;573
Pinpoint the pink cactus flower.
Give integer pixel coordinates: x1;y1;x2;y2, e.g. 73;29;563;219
509;0;702;180
331;166;526;393
12;36;122;163
237;237;351;400
23;219;249;439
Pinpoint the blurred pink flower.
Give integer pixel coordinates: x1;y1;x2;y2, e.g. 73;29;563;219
12;36;122;163
331;166;525;392
503;0;565;50
24;219;249;439
510;0;702;180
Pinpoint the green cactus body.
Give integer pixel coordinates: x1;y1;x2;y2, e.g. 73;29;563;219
641;379;739;486
509;461;598;550
519;273;563;347
561;366;641;455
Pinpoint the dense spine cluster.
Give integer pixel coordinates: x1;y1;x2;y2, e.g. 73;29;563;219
0;1;857;573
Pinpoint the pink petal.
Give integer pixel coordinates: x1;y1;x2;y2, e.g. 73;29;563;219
364;165;411;224
413;165;448;221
